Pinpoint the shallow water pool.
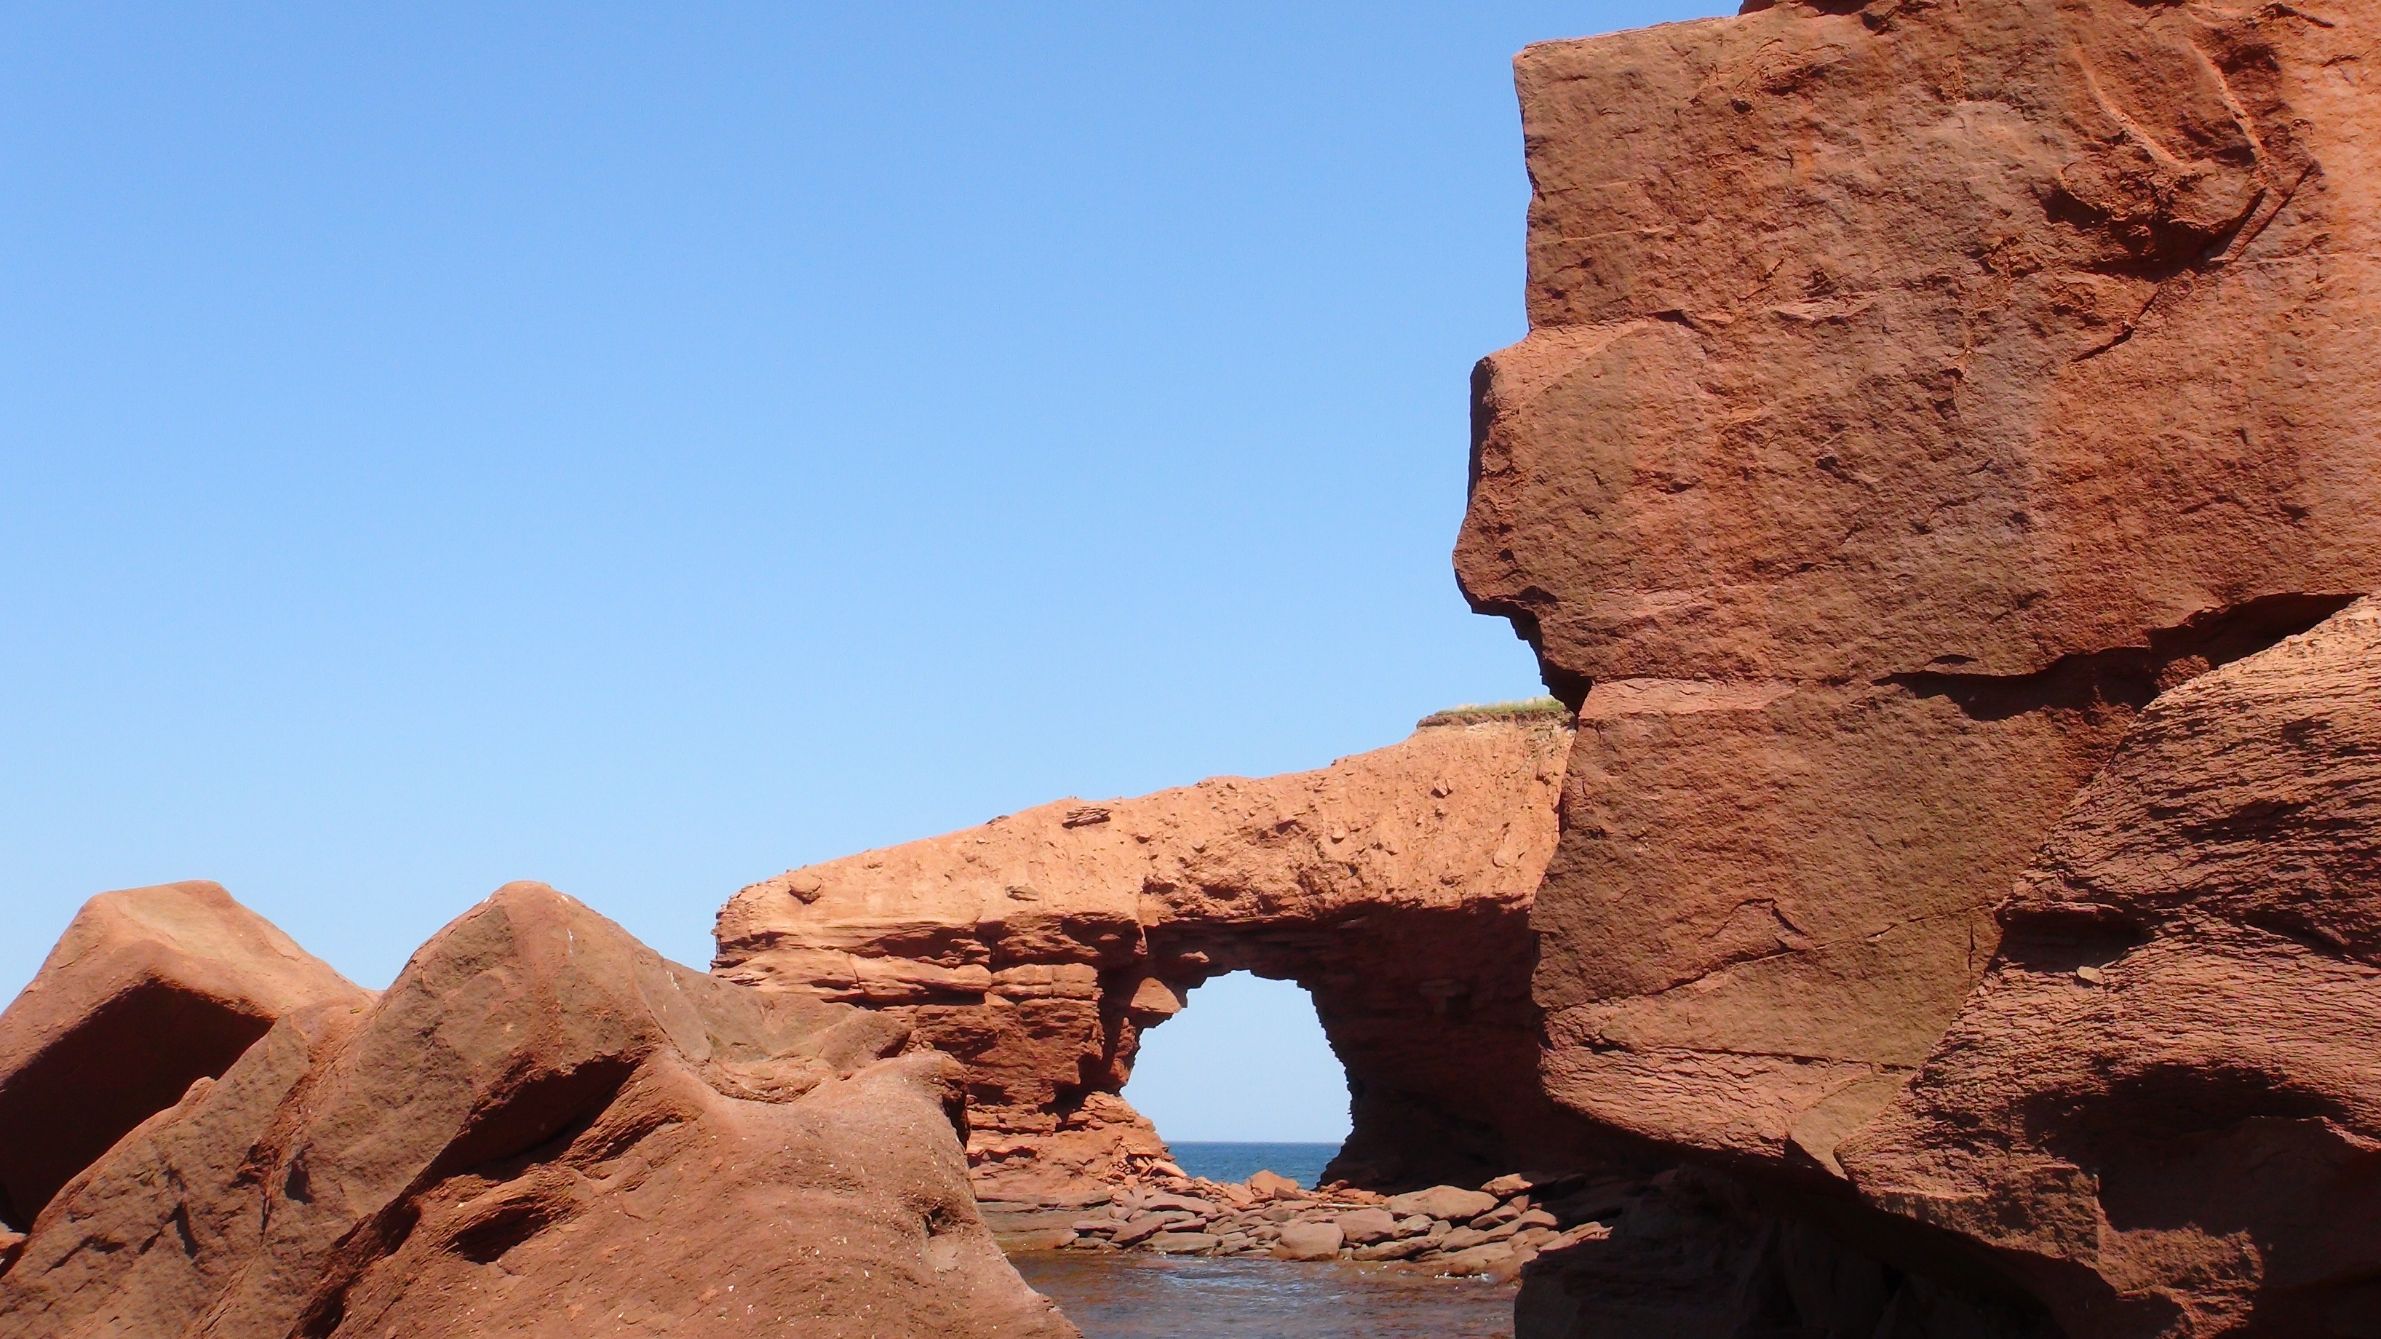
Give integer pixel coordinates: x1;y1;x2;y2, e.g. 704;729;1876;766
1012;1251;1516;1339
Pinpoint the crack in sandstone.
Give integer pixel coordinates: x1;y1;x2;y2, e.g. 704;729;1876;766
1880;593;2362;721
1555;1029;1923;1072
1598;904;1992;1008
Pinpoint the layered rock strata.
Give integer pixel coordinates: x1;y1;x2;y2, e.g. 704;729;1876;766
0;882;1071;1339
1460;0;2380;1185
715;715;1582;1194
1841;599;2381;1336
1461;1;2381;1333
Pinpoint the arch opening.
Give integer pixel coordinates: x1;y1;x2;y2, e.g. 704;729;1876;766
1123;971;1350;1189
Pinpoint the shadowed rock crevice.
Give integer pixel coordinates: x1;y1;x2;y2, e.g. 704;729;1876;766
0;991;277;1229
1880;592;2363;722
1518;1168;2062;1339
0;881;365;1233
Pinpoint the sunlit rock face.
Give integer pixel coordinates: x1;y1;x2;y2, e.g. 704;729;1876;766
1461;0;2381;1333
1461;0;2380;1176
0;883;1073;1339
715;716;1592;1195
1842;600;2381;1337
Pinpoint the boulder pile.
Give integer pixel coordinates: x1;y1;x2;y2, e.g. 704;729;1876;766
0;881;1074;1339
983;1168;1644;1284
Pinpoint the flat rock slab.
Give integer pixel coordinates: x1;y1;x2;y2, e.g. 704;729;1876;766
1387;1186;1498;1223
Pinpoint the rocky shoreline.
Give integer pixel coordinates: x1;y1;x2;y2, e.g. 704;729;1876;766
986;1168;1633;1284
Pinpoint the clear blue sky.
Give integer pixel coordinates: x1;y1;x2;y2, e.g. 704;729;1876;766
1128;973;1349;1143
2;2;1729;1138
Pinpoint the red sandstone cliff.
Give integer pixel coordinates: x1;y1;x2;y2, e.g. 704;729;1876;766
6;5;2373;1334
715;713;1583;1194
1466;1;2381;1334
1842;599;2381;1336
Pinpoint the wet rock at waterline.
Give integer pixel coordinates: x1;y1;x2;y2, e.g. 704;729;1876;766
987;1167;1624;1287
1013;1250;1523;1339
1273;1221;1346;1262
715;713;1596;1196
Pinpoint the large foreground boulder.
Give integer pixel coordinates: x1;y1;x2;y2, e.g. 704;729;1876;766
0;882;1073;1339
0;880;366;1231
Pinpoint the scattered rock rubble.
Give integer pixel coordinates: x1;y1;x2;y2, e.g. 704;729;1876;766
982;1167;1640;1285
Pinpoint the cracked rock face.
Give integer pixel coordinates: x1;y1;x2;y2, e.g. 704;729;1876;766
1841;599;2381;1337
715;718;1587;1195
0;883;1072;1339
1461;0;2381;1179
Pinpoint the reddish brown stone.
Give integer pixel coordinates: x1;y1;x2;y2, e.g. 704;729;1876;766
1273;1220;1344;1261
1247;1169;1301;1199
1462;1;2381;689
1842;600;2381;1337
716;717;1584;1194
1460;0;2381;1181
0;884;1072;1338
1467;2;2380;1334
0;880;365;1230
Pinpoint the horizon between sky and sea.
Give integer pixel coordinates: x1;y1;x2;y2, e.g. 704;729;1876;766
1170;1143;1342;1190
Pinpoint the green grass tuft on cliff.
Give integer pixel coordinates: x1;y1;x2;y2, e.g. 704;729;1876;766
1414;696;1570;730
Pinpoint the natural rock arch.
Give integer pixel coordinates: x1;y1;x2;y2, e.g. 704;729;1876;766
713;713;1592;1194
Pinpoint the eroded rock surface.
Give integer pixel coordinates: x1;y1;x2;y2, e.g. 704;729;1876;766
0;882;1071;1339
1461;0;2381;1180
0;880;365;1232
716;716;1583;1194
1842;599;2381;1337
1461;1;2381;1334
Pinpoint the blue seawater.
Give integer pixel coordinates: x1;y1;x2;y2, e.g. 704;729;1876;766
1013;1253;1516;1339
1168;1141;1340;1189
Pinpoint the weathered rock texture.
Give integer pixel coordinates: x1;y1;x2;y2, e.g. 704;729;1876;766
715;716;1582;1194
1464;1;2381;1333
1841;599;2381;1337
0;881;364;1233
986;1166;1620;1281
1460;0;2381;1181
0;882;1072;1339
